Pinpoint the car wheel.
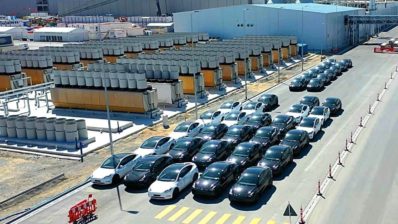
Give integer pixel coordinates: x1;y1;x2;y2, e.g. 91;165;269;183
172;188;179;199
112;175;120;185
192;173;198;182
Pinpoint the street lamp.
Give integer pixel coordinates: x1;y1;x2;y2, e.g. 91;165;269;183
301;6;304;71
190;10;199;119
243;8;249;100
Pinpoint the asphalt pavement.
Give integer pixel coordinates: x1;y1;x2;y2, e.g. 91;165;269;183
14;31;398;224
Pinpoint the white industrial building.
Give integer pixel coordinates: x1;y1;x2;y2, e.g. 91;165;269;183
33;27;89;42
0;27;28;40
174;3;365;51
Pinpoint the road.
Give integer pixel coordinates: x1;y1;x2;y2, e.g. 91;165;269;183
307;60;398;224
15;32;398;224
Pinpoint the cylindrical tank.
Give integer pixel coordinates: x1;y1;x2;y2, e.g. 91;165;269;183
0;116;7;137
7;126;17;138
46;129;56;141
45;117;56;131
35;118;47;140
54;118;66;131
15;116;27;139
64;119;77;132
118;73;128;89
6;115;17;128
65;131;78;143
76;119;88;140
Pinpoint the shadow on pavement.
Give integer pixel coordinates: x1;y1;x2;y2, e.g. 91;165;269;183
91;183;119;190
333;109;345;117
322;118;334;129
124;186;148;194
192;187;230;204
295;144;313;159
230;186;276;211
274;162;297;181
312;130;325;142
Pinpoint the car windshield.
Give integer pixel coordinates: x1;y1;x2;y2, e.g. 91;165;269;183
289;105;302;113
285;133;301;142
133;161;153;171
244;103;256;110
201;125;216;134
140;138;159;149
202;168;222;180
225;128;242;137
273;116;288;124
200;112;213;120
265;150;282;161
224;113;239;121
309;80;319;84
299;119;314;128
220;102;233;109
311;107;324;115
200;144;218;153
325;98;337;104
237;172;258;186
101;155;124;169
255;129;272;139
291;79;301;84
172;140;190;151
246;115;263;124
232;146;250;157
174;123;190;132
158;168;180;181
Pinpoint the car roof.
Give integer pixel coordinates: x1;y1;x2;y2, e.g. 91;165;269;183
325;97;340;101
207;161;232;170
268;145;290;152
147;136;164;141
260;93;275;97
286;129;305;135
291;104;305;108
140;154;170;163
258;126;276;131
166;163;188;171
236;142;257;148
302;96;318;100
302;117;318;122
176;136;196;143
275;114;291;119
229;124;247;129
178;121;194;126
312;106;326;110
113;153;131;160
243;166;268;175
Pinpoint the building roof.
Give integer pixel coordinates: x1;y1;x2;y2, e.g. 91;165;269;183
147;22;173;27
34;27;79;33
254;3;361;13
0;27;17;32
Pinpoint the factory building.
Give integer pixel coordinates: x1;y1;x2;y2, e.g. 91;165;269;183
0;27;28;40
33;27;89;42
174;3;365;51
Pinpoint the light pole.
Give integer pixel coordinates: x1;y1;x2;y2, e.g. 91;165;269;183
321;22;325;62
301;6;304;71
243;8;248;100
191;11;199;119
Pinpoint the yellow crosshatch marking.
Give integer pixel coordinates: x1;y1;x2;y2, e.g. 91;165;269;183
182;209;203;224
198;211;217;224
215;213;232;224
154;205;177;220
249;217;262;224
168;206;189;221
232;215;246;224
267;220;277;224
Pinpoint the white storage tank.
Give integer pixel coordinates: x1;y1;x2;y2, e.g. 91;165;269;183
65;119;78;143
76;119;88;140
45;117;56;141
15;116;27;139
25;117;37;140
0;116;7;137
55;118;66;142
35;117;47;141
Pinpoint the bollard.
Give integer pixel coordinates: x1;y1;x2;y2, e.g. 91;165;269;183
368;105;372;114
317;180;322;196
350;132;354;143
299;206;306;224
359;117;363;127
391;72;394;79
338;152;343;166
345;139;349;151
328;164;333;179
377;93;380;101
385;82;388;89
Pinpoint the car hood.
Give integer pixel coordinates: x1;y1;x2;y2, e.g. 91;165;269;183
222;120;238;127
195;178;219;189
125;170;148;182
250;137;270;145
231;184;256;196
242;109;255;114
308;114;323;120
286;112;301;118
258;159;281;169
226;155;247;165
193;153;214;163
221;136;239;143
296;126;314;133
196;133;213;140
281;140;299;149
149;181;177;193
134;148;155;156
307;83;319;87
92;167;115;179
271;123;286;130
169;132;187;139
168;150;187;159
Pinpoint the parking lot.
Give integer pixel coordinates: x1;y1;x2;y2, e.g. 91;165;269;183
13;27;398;224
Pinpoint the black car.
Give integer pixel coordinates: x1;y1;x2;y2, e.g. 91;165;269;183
257;94;278;111
322;97;342;115
226;142;262;171
342;59;352;68
239;112;272;130
299;96;320;110
317;73;331;85
192;161;238;197
196;122;228;140
124;155;174;188
280;130;309;156
307;78;324;92
309;68;320;77
221;125;254;147
257;145;293;175
271;114;295;137
192;140;232;170
250;126;280;152
168;137;205;162
316;64;326;73
228;166;273;203
289;78;306;91
324;69;337;81
300;73;312;84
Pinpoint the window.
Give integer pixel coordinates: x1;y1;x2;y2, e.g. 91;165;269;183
179;166;191;178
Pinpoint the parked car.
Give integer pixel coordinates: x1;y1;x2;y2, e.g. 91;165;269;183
196;122;228;140
257;145;293;175
192;140;233;170
229;166;273;203
222;111;247;127
289;78;307;91
242;102;266;115
271;114;295;137
299;96;320;110
170;121;203;139
218;101;242;114
250;126;280;151
324;69;336;81
317;73;331;85
309;106;331;126
296;117;322;140
316;64;326;73
286;104;310;124
123;155;173;188
337;61;348;72
322;97;342;115
257;94;279;111
327;67;338;80
221;125;255;147
306;78;324;92
342;59;353;68
134;136;176;156
198;110;224;124
239;112;272;130
192;161;238;197
168;137;205;162
299;73;312;84
148;162;199;200
331;63;343;75
280;130;310;156
309;68;320;77
226;142;262;171
91;153;141;185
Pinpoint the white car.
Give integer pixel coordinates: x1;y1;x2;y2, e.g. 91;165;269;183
197;110;224;125
148;162;199;200
91;153;141;185
296;117;322;140
169;121;203;139
286;104;310;124
222;111;247;127
241;102;265;115
134;136;176;156
218;101;242;114
309;106;331;126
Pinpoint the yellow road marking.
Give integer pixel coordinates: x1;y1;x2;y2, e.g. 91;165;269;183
215;214;232;224
168;207;189;221
154;205;177;220
232;215;246;224
182;209;203;224
198;211;217;224
249;218;262;224
267;220;277;224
